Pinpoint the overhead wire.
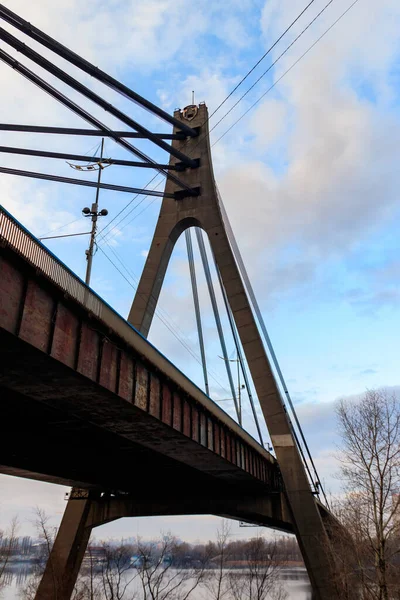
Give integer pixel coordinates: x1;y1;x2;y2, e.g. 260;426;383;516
34;140;103;238
82;140;101;157
38;217;82;239
206;0;317;120
208;0;336;137
93;0;329;244
97;184;162;246
96;173;160;240
118;198;159;233
99;239;235;401
213;0;361;148
98;245;208;364
98;0;351;250
135;0;338;176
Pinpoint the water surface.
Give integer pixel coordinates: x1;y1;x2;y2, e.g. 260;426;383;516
1;565;312;599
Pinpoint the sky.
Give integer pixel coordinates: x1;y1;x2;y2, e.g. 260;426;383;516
1;0;400;543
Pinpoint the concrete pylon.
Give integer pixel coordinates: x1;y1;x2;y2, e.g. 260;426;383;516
34;490;97;600
128;102;339;600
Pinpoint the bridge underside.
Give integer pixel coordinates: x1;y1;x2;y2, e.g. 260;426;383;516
0;326;292;533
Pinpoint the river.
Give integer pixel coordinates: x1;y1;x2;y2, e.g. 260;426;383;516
1;566;312;599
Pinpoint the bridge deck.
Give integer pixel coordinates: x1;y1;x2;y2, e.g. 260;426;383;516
0;207;292;531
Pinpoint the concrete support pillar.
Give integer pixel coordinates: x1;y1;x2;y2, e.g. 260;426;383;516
34;484;291;600
34;491;96;600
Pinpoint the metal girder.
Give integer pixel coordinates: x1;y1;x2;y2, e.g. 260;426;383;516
0;3;198;138
0;48;194;192
0;166;180;198
0;26;198;169
0;145;186;171
65;488;90;500
0;124;186;139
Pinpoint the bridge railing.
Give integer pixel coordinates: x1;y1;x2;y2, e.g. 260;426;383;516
0;205;273;460
0;206;103;317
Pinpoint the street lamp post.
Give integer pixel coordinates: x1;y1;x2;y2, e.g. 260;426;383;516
84;138;106;286
39;138;108;286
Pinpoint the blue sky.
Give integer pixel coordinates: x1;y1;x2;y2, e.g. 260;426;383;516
1;0;400;542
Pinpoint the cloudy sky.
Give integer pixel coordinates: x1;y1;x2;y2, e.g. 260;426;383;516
1;0;400;542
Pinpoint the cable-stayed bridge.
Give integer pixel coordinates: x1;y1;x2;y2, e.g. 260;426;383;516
0;3;358;599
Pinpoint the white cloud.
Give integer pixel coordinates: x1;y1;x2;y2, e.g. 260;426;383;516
211;0;400;308
0;475;67;535
1;0;257;74
248;98;287;150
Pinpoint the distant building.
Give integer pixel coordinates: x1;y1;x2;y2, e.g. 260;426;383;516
82;546;107;566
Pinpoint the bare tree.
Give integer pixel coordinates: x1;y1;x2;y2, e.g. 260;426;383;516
202;520;232;600
335;389;400;600
0;516;19;590
35;507;59;596
100;540;137;600
327;495;375;599
136;533;206;600
229;535;287;600
73;543;103;600
19;508;58;600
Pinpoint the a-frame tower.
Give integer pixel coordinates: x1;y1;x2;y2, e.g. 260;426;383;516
34;102;339;600
128;102;338;600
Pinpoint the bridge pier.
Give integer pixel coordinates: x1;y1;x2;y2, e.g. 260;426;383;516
35;490;97;600
34;486;292;599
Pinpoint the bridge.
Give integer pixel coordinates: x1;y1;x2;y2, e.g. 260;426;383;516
0;205;288;531
0;4;343;600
